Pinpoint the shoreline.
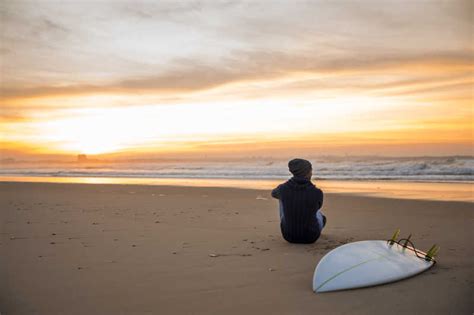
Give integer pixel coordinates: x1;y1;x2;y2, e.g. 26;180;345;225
1;176;472;202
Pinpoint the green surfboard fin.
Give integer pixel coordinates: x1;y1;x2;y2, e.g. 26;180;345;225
389;229;400;245
425;244;440;261
402;234;412;249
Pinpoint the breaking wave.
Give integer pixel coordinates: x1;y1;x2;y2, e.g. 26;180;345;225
1;156;472;182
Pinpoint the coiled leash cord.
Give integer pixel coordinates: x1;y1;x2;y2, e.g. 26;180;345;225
386;238;437;264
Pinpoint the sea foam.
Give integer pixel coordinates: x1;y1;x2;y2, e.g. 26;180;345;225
0;156;472;182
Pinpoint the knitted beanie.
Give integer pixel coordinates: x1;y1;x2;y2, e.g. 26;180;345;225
288;158;312;177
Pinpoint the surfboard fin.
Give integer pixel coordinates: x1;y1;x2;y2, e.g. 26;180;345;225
425;244;440;261
388;229;400;245
402;234;412;249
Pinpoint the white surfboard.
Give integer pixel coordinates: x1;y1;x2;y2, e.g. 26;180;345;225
313;240;434;293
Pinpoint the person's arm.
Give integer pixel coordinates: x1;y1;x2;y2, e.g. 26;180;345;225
317;188;324;209
271;184;282;199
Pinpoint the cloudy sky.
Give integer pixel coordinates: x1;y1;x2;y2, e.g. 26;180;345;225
0;0;472;158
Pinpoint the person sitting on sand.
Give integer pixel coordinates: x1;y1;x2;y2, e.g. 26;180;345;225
271;158;326;244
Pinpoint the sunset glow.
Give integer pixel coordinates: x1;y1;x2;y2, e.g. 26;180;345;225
1;1;472;159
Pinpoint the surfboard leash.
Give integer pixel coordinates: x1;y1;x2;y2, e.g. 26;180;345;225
387;238;438;264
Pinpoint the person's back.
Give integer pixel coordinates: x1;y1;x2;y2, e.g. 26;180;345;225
271;158;325;244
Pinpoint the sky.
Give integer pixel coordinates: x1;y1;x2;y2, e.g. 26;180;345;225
0;0;472;159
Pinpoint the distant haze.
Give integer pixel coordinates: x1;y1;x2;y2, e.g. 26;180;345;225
1;0;472;160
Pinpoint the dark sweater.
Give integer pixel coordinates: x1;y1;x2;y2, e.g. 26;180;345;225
271;177;324;244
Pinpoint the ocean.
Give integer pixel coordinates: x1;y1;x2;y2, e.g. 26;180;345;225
1;156;472;182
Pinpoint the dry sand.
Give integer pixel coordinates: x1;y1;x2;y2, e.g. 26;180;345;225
0;182;472;314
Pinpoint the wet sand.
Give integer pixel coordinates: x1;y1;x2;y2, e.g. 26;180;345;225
2;176;472;202
0;182;472;314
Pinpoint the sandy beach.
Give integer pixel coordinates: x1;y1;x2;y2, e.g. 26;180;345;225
0;181;472;315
